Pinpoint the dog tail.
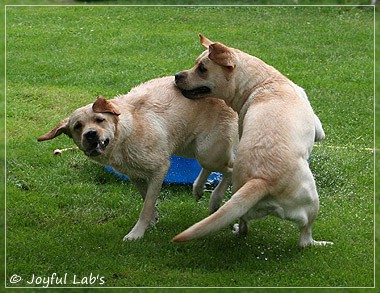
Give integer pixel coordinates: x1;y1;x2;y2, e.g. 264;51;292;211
171;178;268;242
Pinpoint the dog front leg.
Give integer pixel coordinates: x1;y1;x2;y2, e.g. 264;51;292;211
209;168;232;214
131;179;159;226
193;168;212;201
123;165;169;241
132;178;148;200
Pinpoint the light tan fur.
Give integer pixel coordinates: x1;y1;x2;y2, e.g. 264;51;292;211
173;35;332;247
38;76;238;241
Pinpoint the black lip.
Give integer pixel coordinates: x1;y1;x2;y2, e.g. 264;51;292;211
180;86;211;99
86;139;109;157
88;149;102;157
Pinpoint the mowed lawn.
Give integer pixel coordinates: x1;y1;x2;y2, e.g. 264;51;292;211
5;5;374;288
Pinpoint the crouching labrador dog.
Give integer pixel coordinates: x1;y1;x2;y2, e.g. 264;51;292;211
173;35;333;247
38;76;238;241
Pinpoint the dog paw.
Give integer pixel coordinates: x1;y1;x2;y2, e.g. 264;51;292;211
123;231;144;241
192;187;204;201
232;223;240;234
312;240;334;246
299;239;334;248
232;221;248;236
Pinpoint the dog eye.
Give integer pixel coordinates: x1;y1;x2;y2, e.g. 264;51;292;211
73;122;82;131
198;63;207;74
95;117;105;123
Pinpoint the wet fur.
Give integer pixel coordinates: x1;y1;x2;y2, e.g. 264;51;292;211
173;35;332;247
38;76;238;241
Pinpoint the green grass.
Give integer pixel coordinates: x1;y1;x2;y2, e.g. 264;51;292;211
3;0;377;5
5;5;375;289
375;7;380;293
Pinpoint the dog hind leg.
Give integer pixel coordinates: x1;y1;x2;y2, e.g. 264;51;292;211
232;218;248;236
299;222;334;248
293;168;334;248
298;201;334;247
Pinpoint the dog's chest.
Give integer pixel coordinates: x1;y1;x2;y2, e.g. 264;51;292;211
95;145;160;180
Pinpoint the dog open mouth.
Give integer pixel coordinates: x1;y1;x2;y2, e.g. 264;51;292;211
86;139;109;157
180;86;211;99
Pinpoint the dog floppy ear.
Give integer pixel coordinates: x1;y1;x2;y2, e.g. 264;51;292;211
37;118;71;141
208;42;236;69
199;34;214;48
92;96;121;116
199;34;235;69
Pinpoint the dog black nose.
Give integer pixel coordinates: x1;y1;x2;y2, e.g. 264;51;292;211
85;130;98;142
175;72;184;83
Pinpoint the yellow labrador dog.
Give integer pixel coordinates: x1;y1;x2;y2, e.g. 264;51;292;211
173;35;333;247
38;76;238;241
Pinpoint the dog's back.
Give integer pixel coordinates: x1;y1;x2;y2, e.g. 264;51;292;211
114;76;238;164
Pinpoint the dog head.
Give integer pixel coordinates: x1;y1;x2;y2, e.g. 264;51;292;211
37;96;121;157
175;34;238;104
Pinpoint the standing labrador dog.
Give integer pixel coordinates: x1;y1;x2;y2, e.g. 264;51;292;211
173;35;333;247
38;76;238;241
